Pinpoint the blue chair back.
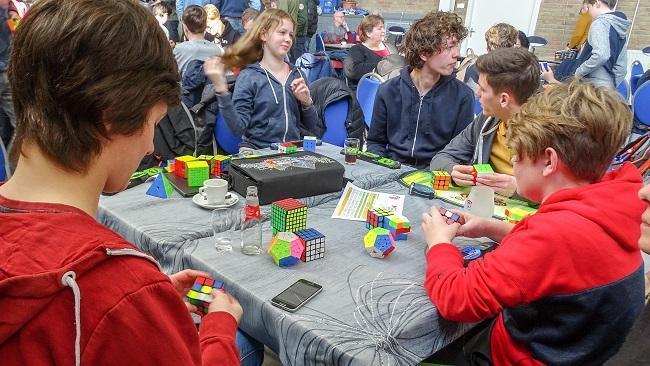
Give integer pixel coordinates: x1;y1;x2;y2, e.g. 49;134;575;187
633;81;650;126
0;139;8;182
631;60;645;94
473;95;483;116
643;46;650;56
617;79;631;104
315;32;325;53
632;60;644;76
321;98;349;147
213;112;241;155
356;73;383;128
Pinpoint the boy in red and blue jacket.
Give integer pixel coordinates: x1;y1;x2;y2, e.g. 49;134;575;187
422;81;645;365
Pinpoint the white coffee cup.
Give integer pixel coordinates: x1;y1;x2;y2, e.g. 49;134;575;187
464;186;495;218
199;178;228;205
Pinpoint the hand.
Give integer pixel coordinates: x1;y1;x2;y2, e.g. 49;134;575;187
541;64;559;84
450;209;491;238
475;173;517;197
208;289;243;324
422;206;460;249
451;164;475;186
204;56;229;94
291;77;312;107
343;21;349;32
168;269;211;313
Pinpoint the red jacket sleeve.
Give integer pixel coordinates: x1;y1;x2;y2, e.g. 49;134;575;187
83;280;238;365
200;311;240;365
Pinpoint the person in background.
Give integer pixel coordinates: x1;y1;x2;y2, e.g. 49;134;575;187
250;0;261;10
567;0;591;50
367;11;474;169
153;2;171;39
0;0;15;149
278;0;309;62
344;14;396;90
215;0;249;33
324;10;349;44
241;7;259;32
515;30;529;49
204;9;321;150
174;5;223;76
464;22;518;93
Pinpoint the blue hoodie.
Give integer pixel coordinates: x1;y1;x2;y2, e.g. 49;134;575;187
367;67;474;168
216;63;322;150
214;0;248;18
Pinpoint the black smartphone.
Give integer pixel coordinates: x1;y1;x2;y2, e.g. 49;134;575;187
270;279;322;312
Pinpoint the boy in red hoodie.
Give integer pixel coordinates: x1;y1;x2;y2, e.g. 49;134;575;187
422;81;645;365
0;0;245;365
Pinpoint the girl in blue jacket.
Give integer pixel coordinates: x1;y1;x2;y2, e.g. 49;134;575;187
204;8;321;150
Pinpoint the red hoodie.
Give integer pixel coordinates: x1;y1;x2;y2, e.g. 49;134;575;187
425;163;646;365
0;195;240;365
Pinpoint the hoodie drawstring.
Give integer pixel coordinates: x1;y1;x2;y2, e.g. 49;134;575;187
261;68;279;104
475;117;498;164
61;271;81;366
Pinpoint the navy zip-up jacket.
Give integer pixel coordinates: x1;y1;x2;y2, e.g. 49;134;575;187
216;62;322;150
367;67;474;168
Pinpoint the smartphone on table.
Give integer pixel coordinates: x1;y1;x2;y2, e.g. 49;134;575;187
270;279;322;312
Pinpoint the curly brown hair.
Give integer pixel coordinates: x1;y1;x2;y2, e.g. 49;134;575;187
403;12;468;69
485;23;518;51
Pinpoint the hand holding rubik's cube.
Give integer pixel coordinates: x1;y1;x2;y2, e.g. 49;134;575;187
471;164;494;184
185;276;224;315
439;207;466;225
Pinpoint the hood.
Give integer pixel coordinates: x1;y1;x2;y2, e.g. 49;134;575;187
599;11;631;39
538;163;643;251
0;201;160;363
244;62;306;104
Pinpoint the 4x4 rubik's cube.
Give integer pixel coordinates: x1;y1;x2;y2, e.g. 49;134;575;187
271;198;307;235
185;276;223;315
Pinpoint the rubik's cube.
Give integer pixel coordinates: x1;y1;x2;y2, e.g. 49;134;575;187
366;208;394;229
296;228;325;262
186;276;223;315
268;232;304;267
278;143;297;153
384;215;410;240
432;170;451;190
364;227;395;258
186;160;209;187
213;155;231;176
505;206;536;223
165;159;175;173
303;136;317;152
174;155;197;178
271;198;307;235
439;207;466;225
472;164;494;183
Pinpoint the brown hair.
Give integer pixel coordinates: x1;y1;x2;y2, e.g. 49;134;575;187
204;4;220;21
507;81;631;182
221;8;293;70
586;0;617;8
183;5;207;34
9;0;179;173
485;23;518;51
358;14;384;43
241;8;260;25
475;47;540;105
403;11;468;69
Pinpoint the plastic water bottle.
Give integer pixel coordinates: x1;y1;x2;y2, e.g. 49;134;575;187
241;186;262;255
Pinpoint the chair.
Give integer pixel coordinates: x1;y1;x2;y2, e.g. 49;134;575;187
0;138;9;182
356;73;384;128
631;60;645;94
473;95;483;116
315;32;326;53
387;25;405;47
633;81;650;126
213;112;241;155
616;79;631;104
527;35;547;54
321;98;350;147
643;46;650;56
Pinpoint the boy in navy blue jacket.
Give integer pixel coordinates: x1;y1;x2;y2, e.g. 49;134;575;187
366;11;474;169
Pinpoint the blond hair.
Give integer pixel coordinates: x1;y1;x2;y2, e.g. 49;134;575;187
204;4;220;20
485;23;518;51
221;8;293;70
507;81;631;183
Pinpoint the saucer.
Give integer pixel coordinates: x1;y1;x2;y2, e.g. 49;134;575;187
192;193;239;210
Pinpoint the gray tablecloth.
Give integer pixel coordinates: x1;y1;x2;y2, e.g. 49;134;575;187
97;145;476;365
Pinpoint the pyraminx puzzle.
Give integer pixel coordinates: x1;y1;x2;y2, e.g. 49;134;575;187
268;232;304;267
185;276;223;315
271;198;307;235
186;160;209;187
364;227;395;258
366;208;394;230
432;170;451;190
295;228;325;262
146;173;174;199
384;215;410;240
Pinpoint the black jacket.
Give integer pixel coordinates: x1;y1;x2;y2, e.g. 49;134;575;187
343;42;396;89
306;0;319;37
308;77;365;146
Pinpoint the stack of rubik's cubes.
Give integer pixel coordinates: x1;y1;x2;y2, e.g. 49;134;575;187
270;198;326;263
366;208;411;241
197;154;231;177
432;171;451;190
172;155;209;187
185;276;223;315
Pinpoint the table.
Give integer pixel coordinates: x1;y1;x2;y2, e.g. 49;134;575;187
97;144;475;365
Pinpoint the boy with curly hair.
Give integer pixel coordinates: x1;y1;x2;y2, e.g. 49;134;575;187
366;11;474;168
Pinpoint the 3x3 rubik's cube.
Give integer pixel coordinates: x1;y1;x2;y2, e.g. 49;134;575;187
366;208;411;240
278;143;297;153
432;170;451;190
472;164;494;183
505;206;536;223
268;198;326;266
197;155;231;177
185;276;224;315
